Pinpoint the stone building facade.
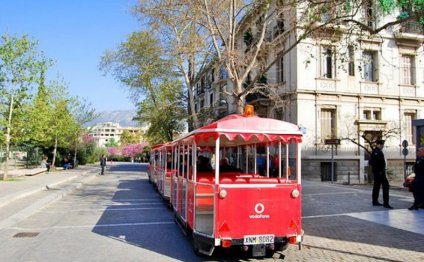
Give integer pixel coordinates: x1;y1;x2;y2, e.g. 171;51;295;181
192;2;424;184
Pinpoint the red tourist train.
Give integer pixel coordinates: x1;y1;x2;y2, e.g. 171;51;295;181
148;106;303;257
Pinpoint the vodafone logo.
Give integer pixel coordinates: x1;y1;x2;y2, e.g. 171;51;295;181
254;203;265;214
249;203;270;219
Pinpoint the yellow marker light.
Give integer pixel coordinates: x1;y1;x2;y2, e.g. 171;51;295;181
219;189;227;199
244;105;254;117
291;189;300;198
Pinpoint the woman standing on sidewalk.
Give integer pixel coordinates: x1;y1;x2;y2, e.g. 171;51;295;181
410;147;424;210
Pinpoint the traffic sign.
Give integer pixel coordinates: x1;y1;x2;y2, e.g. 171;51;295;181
402;148;409;156
402;140;408;148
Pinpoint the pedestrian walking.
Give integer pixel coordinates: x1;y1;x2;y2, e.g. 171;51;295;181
369;139;393;209
409;147;424;210
99;154;107;175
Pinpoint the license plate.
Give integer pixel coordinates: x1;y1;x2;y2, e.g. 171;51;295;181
243;234;274;245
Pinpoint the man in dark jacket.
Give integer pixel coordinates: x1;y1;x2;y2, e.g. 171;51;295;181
370;140;392;209
100;154;107;175
410;147;424;210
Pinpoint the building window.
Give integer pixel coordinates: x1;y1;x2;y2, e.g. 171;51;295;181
401;55;415;85
348;45;355;76
220;66;227;80
274;13;284;38
362;51;377;82
363;108;381;120
276;54;284;83
321;47;335;79
404;112;416;144
209;93;214;107
365;0;376;29
320;108;336;141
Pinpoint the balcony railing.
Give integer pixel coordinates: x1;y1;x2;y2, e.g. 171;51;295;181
399;21;424;35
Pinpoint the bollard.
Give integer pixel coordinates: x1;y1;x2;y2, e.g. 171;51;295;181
348;172;350;185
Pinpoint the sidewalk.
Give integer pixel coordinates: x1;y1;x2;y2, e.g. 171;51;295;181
0;165;99;229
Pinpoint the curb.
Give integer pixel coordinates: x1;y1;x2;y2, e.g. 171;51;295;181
0;170;97;230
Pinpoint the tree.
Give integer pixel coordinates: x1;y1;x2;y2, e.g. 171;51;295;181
107;147;120;159
99;31;170;106
0;34;49;180
41;80;81;168
121;142;147;161
134;0;215;128
68;97;97;167
104;138;119;148
136;80;186;144
24;69;54;147
100;31;186;143
134;0;424;115
120;130;140;145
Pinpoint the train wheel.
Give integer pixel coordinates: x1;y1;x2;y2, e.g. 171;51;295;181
192;241;203;256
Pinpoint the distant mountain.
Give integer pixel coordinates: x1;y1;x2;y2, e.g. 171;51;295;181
85;110;141;128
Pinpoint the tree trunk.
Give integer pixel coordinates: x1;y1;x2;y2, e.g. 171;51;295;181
52;136;58;168
73;141;78;168
2;94;14;181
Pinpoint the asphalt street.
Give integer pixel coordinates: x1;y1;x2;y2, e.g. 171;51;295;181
0;163;423;261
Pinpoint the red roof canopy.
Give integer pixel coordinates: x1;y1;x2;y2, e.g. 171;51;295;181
180;114;302;147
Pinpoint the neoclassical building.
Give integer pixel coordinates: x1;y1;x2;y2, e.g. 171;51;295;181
192;2;424;184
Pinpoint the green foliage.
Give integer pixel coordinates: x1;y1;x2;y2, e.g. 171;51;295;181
120;130;140;146
104;138;119;147
379;0;396;13
100;30;185;144
137;80;186;144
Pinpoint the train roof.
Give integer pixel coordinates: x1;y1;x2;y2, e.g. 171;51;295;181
178;114;303;147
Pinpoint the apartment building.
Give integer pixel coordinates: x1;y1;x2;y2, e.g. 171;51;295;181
88;122;146;147
192;2;424;184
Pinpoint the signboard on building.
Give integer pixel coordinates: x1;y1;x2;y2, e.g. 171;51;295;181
324;139;340;145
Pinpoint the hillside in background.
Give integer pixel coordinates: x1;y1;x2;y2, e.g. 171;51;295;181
85;110;140;128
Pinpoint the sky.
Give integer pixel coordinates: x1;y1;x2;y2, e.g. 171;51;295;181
0;0;140;112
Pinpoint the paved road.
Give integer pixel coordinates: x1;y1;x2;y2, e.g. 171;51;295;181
0;163;423;261
283;181;424;261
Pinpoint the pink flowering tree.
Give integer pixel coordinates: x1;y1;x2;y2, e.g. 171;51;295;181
82;133;96;144
121;142;147;162
107;147;120;158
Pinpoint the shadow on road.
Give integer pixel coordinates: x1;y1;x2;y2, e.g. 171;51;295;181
91;170;202;261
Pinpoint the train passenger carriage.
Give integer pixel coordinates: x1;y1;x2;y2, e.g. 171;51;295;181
168;106;303;258
147;144;162;186
148;143;175;202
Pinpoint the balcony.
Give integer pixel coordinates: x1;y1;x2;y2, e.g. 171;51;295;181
394;21;424;46
316;78;337;92
245;92;268;104
359;81;381;95
399;84;417;97
399;21;424;35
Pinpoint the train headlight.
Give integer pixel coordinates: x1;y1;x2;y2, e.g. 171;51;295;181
291;189;300;198
219;189;227;199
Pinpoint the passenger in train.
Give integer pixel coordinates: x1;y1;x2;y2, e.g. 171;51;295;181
219;157;242;173
197;156;213;172
256;155;266;176
166;156;172;169
409;147;424;210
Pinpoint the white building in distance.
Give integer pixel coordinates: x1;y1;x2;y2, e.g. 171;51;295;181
88;122;146;147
